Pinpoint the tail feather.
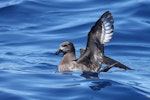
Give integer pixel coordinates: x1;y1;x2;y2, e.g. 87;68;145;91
103;55;132;70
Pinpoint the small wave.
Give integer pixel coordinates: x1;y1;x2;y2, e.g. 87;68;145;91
0;0;24;9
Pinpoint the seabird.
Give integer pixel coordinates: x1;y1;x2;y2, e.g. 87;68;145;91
56;11;132;73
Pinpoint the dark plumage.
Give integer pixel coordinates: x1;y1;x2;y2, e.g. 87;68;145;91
56;11;132;73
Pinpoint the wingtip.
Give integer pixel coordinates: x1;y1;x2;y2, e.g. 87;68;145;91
103;56;132;71
101;11;112;19
104;11;111;14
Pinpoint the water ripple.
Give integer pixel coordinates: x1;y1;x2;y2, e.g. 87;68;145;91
0;0;150;100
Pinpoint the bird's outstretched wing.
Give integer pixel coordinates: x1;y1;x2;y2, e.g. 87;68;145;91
103;56;132;70
77;11;114;72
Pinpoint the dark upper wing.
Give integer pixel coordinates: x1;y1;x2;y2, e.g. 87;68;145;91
77;11;114;71
103;55;132;70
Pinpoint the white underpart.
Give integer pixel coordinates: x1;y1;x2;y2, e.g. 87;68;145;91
101;19;114;44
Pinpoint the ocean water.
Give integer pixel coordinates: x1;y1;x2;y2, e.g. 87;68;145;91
0;0;150;100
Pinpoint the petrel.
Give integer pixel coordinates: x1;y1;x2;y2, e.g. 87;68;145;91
56;11;131;73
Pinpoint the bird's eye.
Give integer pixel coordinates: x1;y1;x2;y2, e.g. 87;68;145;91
62;45;68;47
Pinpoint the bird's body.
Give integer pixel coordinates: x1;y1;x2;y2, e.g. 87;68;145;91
56;11;132;73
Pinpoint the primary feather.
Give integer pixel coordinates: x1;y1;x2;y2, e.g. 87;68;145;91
100;11;114;44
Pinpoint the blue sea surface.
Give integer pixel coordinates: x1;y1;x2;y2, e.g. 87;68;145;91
0;0;150;100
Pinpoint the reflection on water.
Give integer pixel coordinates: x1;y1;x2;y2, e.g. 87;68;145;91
90;80;112;91
81;71;99;79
